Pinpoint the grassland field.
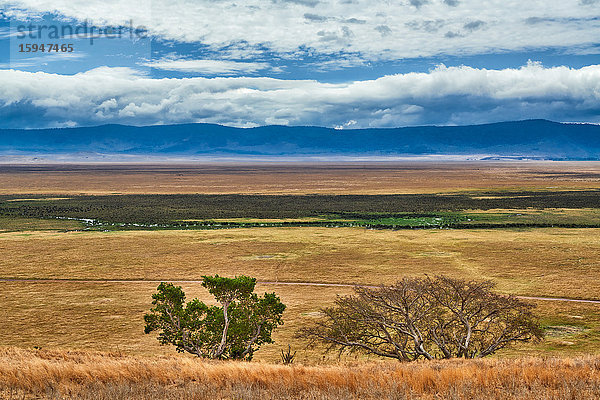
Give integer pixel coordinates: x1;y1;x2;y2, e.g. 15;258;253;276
1;163;600;398
1;226;600;362
2;162;600;195
2;347;599;399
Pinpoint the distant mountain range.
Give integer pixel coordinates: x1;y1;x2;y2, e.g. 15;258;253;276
1;120;599;161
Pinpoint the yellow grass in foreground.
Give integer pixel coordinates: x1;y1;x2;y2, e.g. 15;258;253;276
0;347;599;400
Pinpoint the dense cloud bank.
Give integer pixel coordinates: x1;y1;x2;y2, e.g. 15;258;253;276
0;63;599;129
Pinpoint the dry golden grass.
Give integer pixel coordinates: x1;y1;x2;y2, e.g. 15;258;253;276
1;227;599;299
2;163;599;398
1;162;600;195
1;227;599;361
0;279;598;362
0;281;352;362
0;347;599;399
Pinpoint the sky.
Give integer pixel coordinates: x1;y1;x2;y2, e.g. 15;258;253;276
0;0;599;129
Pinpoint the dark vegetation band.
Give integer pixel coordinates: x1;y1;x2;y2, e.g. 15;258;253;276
1;190;599;225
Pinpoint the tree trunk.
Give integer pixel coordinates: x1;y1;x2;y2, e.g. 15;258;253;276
213;301;230;358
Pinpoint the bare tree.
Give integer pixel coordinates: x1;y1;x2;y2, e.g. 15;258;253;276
297;276;542;360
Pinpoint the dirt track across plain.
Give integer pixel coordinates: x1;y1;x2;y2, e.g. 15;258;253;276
1;278;599;304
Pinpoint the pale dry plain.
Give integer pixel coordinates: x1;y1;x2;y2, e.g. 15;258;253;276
0;162;600;367
1;162;600;194
1;227;600;362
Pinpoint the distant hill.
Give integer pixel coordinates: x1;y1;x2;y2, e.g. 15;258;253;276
1;120;599;160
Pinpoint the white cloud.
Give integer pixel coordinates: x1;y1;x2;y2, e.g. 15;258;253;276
0;63;599;128
0;52;86;69
335;119;358;130
1;0;599;62
142;58;271;75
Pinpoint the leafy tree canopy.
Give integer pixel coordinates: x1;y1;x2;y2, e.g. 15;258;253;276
144;275;285;360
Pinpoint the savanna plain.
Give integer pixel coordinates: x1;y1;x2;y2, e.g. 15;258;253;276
0;162;599;399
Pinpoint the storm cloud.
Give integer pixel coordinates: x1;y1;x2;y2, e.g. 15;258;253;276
1;63;599;129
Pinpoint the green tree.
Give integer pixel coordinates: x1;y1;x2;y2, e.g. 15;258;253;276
144;275;285;360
